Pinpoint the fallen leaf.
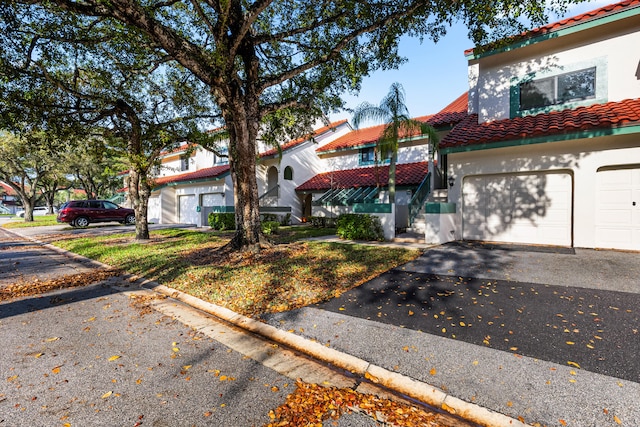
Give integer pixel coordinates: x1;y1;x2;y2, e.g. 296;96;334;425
567;361;581;369
429;368;437;376
559;420;567;426
614;415;622;424
364;372;379;383
45;337;60;342
108;355;121;362
52;366;61;374
182;365;192;371
101;391;112;399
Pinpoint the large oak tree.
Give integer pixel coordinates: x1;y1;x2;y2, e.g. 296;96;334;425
3;0;583;250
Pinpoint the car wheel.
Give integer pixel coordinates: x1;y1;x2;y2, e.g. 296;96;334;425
75;216;90;227
125;214;136;225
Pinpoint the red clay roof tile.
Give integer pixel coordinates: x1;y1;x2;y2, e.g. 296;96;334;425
260;120;348;158
440;98;640;149
153;164;230;187
466;0;640;55
317;93;468;153
296;161;429;191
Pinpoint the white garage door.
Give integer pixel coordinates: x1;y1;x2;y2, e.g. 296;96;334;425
463;172;572;246
147;196;161;224
201;193;224;207
595;167;640;250
179;195;198;225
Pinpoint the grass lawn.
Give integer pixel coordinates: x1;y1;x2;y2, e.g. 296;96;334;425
52;227;420;317
2;215;59;228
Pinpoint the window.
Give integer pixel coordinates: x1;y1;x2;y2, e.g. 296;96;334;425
213;147;229;165
359;147;390;166
520;67;596;111
180;155;190;171
284;166;293;180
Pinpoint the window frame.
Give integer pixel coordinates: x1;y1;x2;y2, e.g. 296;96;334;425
510;58;608;118
180;155;190;171
358;146;391;166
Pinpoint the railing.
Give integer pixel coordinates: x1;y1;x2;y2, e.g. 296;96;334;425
409;172;431;225
259;185;279;206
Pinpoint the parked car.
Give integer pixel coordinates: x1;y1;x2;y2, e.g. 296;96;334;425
57;200;136;227
16;206;55;217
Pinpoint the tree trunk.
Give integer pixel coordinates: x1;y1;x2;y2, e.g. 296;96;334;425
224;98;266;252
127;168;150;240
388;151;397;205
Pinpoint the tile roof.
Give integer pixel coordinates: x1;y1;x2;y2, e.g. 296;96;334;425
153;164;230;187
260;119;348;158
466;0;640;55
316;93;468;154
0;181;17;196
423;92;469;128
296;161;429;191
440;98;640;149
528;0;640;36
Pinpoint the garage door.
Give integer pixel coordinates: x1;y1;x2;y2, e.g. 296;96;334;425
463;172;572;246
147;196;161;224
595;166;640;250
179;195;198;225
201;193;224;207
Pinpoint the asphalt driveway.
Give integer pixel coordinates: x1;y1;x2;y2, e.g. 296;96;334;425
311;242;640;383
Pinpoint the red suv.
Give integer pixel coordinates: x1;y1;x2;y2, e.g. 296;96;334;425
57;200;136;227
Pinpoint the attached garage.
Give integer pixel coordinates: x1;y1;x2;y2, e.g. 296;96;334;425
178;194;198;225
595;166;640;251
201;193;224;208
462;171;572;246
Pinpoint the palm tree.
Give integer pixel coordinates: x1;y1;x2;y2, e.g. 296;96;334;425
352;82;438;205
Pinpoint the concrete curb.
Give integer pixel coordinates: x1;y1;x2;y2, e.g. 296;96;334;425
3;227;529;427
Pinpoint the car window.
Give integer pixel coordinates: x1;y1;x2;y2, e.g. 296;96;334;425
103;201;119;210
88;201;102;209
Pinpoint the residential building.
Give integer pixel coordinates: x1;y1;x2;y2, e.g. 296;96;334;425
437;0;640;250
296;94;467;234
146;120;352;227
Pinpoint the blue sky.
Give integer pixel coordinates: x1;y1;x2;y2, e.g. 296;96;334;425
330;0;612;124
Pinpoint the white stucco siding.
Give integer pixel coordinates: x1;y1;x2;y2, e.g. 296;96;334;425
472;19;640;123
447;133;640;249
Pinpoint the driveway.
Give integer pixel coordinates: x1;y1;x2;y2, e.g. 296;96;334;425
261;241;640;426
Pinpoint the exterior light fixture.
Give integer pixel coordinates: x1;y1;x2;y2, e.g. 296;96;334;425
448;176;455;188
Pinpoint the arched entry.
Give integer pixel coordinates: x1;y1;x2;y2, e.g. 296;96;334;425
267;166;279;195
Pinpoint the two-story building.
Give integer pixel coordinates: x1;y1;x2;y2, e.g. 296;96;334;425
146;120;352;227
436;0;640;251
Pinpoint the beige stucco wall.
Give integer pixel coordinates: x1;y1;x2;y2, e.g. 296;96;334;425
468;14;640;122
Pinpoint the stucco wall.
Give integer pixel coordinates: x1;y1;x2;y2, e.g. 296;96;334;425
468;16;640;122
447;133;640;248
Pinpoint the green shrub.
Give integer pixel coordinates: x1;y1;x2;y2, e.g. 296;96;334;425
280;213;291;226
261;213;278;222
261;221;280;235
336;213;384;241
208;212;235;230
309;216;337;228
